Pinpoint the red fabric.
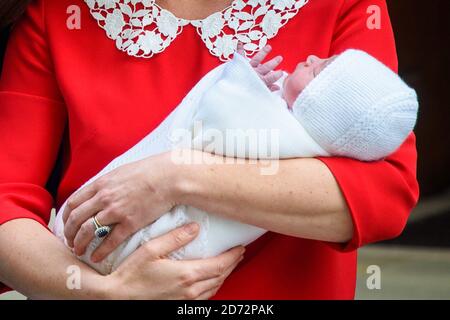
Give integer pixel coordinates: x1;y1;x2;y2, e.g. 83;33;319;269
0;0;418;299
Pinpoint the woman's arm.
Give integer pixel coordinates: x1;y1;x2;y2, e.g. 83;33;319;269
61;151;351;263
0;219;108;299
174;151;353;243
0;218;244;299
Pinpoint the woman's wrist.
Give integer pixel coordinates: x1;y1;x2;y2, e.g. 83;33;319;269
72;270;112;299
97;274;121;299
141;150;198;208
165;149;206;207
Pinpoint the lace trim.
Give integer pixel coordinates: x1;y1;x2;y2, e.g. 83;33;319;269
85;0;309;61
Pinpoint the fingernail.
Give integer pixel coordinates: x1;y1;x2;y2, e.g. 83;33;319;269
76;249;86;257
264;45;272;52
184;223;199;235
91;253;102;263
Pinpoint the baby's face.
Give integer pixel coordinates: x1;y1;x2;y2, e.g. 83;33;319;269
283;55;337;108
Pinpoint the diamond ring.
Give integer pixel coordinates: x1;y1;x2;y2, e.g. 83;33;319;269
92;216;111;239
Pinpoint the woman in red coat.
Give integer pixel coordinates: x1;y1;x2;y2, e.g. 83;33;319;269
0;0;418;299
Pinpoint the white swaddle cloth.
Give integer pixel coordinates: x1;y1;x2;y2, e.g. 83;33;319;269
53;54;328;274
53;51;418;275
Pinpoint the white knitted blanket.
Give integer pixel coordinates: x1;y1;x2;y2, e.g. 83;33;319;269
53;54;328;274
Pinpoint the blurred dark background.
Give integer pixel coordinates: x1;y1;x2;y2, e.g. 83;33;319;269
0;0;449;247
387;0;450;196
384;0;450;248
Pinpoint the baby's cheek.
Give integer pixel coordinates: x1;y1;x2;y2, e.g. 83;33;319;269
284;79;305;109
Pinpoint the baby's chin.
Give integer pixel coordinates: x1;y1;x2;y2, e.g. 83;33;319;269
283;88;304;110
282;76;308;109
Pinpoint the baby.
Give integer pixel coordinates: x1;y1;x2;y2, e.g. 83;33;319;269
53;47;419;275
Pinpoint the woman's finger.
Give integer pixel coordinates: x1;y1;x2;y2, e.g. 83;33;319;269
130;223;200;263
191;246;245;280
62;183;98;224
185;278;221;300
255;55;283;76
180;254;240;287
189;257;242;299
72;218;96;256
73;206;124;257
249;45;272;67
193;254;241;285
64;194;104;246
194;285;221;300
90;224;129;262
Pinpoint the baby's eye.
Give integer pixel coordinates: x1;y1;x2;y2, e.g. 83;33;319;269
313;63;327;77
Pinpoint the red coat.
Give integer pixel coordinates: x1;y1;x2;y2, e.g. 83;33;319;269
0;0;419;299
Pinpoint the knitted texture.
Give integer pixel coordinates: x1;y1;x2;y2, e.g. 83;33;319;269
292;49;419;161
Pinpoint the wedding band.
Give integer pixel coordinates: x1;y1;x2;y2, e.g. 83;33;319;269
92;216;111;239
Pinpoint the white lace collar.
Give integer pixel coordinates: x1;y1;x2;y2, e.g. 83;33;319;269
85;0;309;61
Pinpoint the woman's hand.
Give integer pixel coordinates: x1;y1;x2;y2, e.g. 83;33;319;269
63;152;179;262
0;218;243;300
106;223;245;300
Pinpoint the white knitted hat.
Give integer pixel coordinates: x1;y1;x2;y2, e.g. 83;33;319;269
292;49;419;161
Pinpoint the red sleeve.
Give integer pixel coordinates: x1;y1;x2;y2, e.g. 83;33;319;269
318;0;420;252
0;0;66;293
0;1;66;228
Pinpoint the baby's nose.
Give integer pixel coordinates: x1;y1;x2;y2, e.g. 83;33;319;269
306;55;320;66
